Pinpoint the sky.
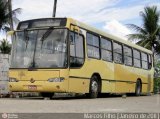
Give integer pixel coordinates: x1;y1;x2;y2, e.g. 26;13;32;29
0;0;160;41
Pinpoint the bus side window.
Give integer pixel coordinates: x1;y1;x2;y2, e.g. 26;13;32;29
101;38;113;62
70;32;75;57
148;55;152;69
123;46;133;66
133;49;141;68
141;52;148;69
113;42;123;64
87;33;100;59
70;32;84;68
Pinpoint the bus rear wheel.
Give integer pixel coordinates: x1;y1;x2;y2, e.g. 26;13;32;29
40;92;54;99
135;80;142;96
87;76;99;98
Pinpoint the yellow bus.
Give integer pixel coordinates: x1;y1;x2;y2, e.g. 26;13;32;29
9;18;154;98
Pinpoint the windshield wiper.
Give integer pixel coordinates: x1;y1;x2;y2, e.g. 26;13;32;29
24;29;29;49
28;61;37;71
40;27;54;48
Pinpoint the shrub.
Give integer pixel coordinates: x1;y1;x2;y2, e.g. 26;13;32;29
154;77;160;94
0;39;11;54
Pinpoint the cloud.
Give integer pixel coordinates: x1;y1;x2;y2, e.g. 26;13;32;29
12;0;121;21
12;0;160;25
57;0;120;16
13;0;54;20
76;3;160;25
103;20;132;40
11;0;160;41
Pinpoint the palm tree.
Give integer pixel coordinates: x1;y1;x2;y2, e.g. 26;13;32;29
0;0;22;31
127;6;160;54
0;39;11;54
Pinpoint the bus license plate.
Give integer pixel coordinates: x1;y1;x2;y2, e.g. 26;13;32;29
28;85;37;90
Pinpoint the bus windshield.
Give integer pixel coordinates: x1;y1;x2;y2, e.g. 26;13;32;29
11;28;68;69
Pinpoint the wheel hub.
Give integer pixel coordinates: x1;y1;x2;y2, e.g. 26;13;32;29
92;81;98;92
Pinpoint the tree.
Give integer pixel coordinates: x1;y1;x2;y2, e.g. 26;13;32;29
154;60;160;93
127;6;160;54
0;39;11;54
0;0;22;31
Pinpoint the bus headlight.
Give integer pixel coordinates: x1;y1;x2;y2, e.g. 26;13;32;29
48;77;64;82
9;78;19;82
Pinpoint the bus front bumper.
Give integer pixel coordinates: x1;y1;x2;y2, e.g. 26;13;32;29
9;81;68;93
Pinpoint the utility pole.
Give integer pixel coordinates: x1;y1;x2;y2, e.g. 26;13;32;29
52;0;57;17
8;0;13;30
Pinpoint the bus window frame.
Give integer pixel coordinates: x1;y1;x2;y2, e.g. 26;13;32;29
113;41;123;64
69;31;85;69
148;54;153;70
141;52;149;70
100;37;113;62
133;49;142;68
123;45;133;67
86;32;101;60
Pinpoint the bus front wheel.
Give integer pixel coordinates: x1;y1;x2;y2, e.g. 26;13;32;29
87;76;99;98
135;80;142;96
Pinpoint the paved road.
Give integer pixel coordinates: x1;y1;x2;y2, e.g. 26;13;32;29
0;94;160;113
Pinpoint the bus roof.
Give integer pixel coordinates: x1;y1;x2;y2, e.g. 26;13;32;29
67;18;152;54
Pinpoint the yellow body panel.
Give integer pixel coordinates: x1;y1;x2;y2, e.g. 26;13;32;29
68;78;90;93
9;70;60;81
9;69;69;92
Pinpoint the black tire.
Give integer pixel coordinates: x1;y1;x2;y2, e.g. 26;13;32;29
41;93;54;99
135;80;142;96
87;76;99;98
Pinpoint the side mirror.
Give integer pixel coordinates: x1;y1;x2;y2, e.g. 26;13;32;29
6;31;15;43
7;31;15;36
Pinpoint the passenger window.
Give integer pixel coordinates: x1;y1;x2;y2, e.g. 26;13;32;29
133;49;141;68
101;38;112;62
87;33;99;47
124;46;133;66
87;33;100;59
148;55;152;69
141;52;148;69
70;32;84;67
113;42;123;64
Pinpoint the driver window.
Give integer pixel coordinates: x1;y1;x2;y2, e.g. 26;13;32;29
70;32;84;68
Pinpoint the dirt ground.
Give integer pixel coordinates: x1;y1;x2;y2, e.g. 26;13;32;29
0;94;160;113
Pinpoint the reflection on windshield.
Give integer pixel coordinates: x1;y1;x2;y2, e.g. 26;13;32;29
10;29;68;68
